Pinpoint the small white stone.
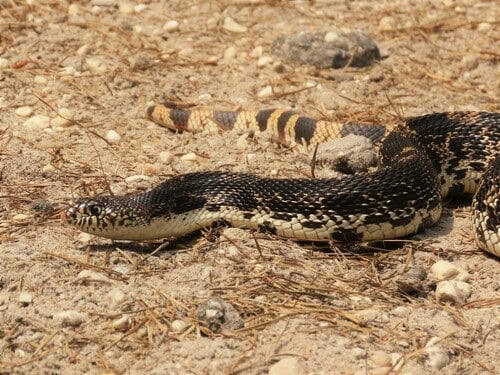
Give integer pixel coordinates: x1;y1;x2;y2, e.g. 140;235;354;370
91;5;102;14
425;337;449;369
77;232;93;243
125;175;151;183
53;310;86;327
223;17;247;33
105;130;121;143
351;347;366;359
431;260;460;281
435;280;471;304
257;85;273;98
18;292;33;306
249;46;263;58
51;108;74;127
224;46;237;60
118;1;134;14
76;44;91;56
459;54;479;70
163;20;179;32
41;164;56;173
134;3;145;12
33;75;47;84
15;106;33;117
180;152;202;162
85;57;105;73
91;0;117;5
246;153;256;164
159;151;175;164
379;16;397;31
76;270;113;285
67;3;79;16
112;315;131;331
171;319;188;333
198;93;212;102
269;357;303;375
178;48;194;57
12;213;29;222
370;350;392;367
324;31;340;42
0;58;9;69
60;66;76;76
257;56;273;68
24;115;51;131
477;22;491;32
108;288;126;310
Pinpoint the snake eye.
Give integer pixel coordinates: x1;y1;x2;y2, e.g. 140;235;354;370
88;205;102;216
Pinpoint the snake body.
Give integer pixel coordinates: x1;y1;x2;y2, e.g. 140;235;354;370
64;108;500;257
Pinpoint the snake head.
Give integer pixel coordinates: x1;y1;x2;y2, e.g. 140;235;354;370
62;196;152;240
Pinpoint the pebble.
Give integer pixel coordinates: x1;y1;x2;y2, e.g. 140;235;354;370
273;61;285;73
53;310;86;327
33;75;47;84
324;31;340;42
0;58;9;69
142;163;159;176
459;54;479;70
134;3;145;12
197;298;244;333
379;16;397;31
76;270;113;285
257;85;273;98
18;292;33;306
351;347;367;359
91;0;117;5
77;232;93;243
51;107;73;127
159;151;175;164
85;57;106;73
60;66;76;76
118;1;134;14
250;46;263;58
435;280;471;304
105;129;121;143
112;315;131;331
396;264;428;295
76;44;91;56
272;30;380;69
180;152;203;162
178;48;194;57
12;214;30;223
163;20;179;32
370;350;392;367
24;115;51;131
431;260;465;281
198;93;212;102
15;106;33;117
171;319;188;333
257;56;273;68
425;337;449;369
223;17;247;33
108;288;126;310
268;357;303;375
67;3;79;16
125;174;150;183
477;22;491;32
224;46;237;60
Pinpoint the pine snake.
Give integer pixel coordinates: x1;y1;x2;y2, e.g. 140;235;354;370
63;106;500;257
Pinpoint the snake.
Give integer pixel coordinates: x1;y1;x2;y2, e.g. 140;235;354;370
63;105;500;257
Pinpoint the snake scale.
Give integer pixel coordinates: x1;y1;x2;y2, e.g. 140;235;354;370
63;104;500;257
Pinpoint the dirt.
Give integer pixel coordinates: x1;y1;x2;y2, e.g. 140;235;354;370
0;1;499;374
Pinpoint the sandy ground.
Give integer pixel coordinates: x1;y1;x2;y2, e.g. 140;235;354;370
0;0;499;374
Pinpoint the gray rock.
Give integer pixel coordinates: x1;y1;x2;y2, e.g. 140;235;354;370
197;297;244;333
272;30;380;68
395;264;430;295
314;134;378;174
